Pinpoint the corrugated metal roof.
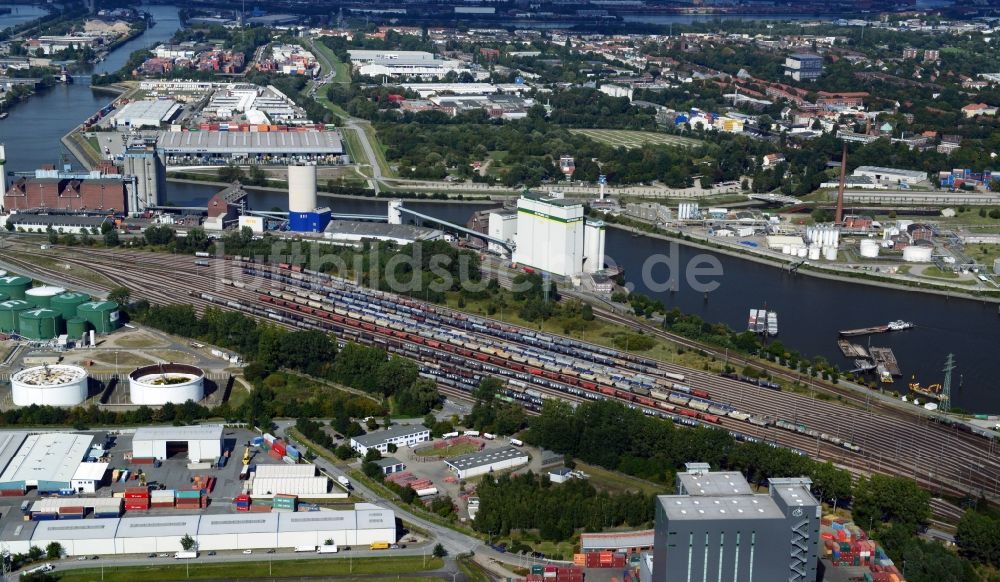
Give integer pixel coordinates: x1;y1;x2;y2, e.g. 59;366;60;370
252;477;328;496
157;131;342;154
33;518;118;540
277;510;359;532
253;464;316;478
72;462;109;481
133;425;223;442
580;530;654;550
198;513;278;535
356;509;395;530
116;515;200;537
0;432;27;476
0;433;93;486
444;446;528;471
31;497;121;513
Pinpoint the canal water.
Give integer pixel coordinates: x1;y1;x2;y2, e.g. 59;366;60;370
0;4;48;32
1;4;997;412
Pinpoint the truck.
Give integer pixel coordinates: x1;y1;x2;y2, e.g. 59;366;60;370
510;438;523;447
337;476;351;489
370;542;390;550
174;551;198;559
21;564;55;576
317;545;339;554
294;545;316;553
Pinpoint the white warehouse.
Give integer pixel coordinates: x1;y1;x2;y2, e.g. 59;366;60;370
444;446;529;479
132;425;223;463
1;505;397;556
512;192;606;277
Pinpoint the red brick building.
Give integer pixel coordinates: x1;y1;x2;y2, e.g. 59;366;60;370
3;175;129;213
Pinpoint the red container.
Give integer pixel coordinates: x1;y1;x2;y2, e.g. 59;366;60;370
131;457;155;464
271;441;287;457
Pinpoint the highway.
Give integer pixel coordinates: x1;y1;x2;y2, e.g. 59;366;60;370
2;244;999;505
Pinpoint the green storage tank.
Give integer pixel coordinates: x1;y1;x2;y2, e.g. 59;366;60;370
77;301;120;334
25;286;67;309
0;275;32;300
18;308;60;341
51;292;90;321
0;292;8;303
0;300;32;333
66;317;89;339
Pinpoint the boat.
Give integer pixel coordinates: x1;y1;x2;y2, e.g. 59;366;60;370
747;309;759;333
0;112;8;120
907;375;945;401
766;311;778;336
887;320;914;331
877;365;894;384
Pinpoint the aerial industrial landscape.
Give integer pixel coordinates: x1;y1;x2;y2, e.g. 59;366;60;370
1;0;1000;581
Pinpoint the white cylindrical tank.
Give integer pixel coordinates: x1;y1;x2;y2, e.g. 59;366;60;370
808;246;821;260
288;164;318;213
903;245;933;262
859;239;880;258
129;363;205;405
824;246;838;261
12;365;88;406
25;286;66;308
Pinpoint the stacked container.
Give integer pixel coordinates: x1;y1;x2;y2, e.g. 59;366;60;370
58;506;85;519
94;499;122;518
151;490;175;509
234;494;251;512
125;487;150;511
249;497;272;513
272;494;296;512
175;490;204;510
285;445;301;463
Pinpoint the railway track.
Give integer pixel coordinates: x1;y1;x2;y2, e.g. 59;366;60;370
1;245;997;499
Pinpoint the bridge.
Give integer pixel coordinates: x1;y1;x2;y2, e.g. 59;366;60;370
397;206;514;253
748;193;802;205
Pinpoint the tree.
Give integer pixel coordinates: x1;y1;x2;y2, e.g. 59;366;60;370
852;474;930;534
103;227;119;247
432;543;447;558
180;534;196;551
108;287;131;306
45;542;62;559
46;227;58;244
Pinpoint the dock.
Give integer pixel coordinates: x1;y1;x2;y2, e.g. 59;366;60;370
869;347;901;376
839;325;890;337
837;340;869;358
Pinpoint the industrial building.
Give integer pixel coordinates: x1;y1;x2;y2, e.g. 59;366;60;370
444;446;529;479
512;192;606;277
128;363;206;405
111;99;181;128
157;131;343;164
287;164;327;233
323;221;443;244
122;136;166;214
347;50;479;80
372;457;405;476
349;425;430;456
131;425;223;463
0;504;397;556
852;165;928;187
11;365;89;407
70;462;109;494
250;460;330;497
784;53;823;81
652;463;820;582
0;433;93;493
487;209;517;255
2;168;131;213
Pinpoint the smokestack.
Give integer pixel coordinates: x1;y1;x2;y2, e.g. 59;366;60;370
835;143;847;225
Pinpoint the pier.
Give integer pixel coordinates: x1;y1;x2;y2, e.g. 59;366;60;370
837;340;869;358
870;347;902;376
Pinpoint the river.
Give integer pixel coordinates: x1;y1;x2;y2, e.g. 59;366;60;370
0;4;994;413
0;4;49;32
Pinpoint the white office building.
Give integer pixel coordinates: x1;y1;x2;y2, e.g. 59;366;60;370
512;192;606;277
349;425;430;456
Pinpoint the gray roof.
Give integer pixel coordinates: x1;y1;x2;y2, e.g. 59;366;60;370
33;519;117;540
133;425;223;442
356;508;395;530
351;425;429;448
853;165;927;179
373;457;403;468
324;220;442;242
199;514;278;535
0;433;93;485
659;494;786;521
769;478;818;509
8;215;111;227
157;131;343;155
580;529;654;550
677;471;753;497
278;511;358;532
444;446;528;472
0;432;27;476
522;192;582;208
116;515;200;538
114;99;179;123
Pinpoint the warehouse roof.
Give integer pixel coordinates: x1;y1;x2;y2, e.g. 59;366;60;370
677;470;753;497
0;432;27;475
0;520;36;545
278;511;357;532
113;99;180;124
444;446;528;472
253;464;316;478
157;131;343;155
199;514;278;535
31;497;121;513
252;476;329;496
71;462;109;482
133;425;223;442
580;530;655;551
659;494;786;521
356;508;395;530
324;220;443;244
350;425;430;448
116;515;200;538
853;165;927;180
0;433;93;486
33;519;118;540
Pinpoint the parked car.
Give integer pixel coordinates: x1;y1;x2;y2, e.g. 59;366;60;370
207;551;216;556
243;550;252;555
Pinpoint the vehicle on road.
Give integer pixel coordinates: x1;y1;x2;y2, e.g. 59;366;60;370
317;545;338;554
369;542;390;550
266;549;275;554
174;551;198;559
243;549;252;555
157;553;169;558
207;551;216;556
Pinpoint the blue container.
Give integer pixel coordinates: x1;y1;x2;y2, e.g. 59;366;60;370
31;513;57;521
59;514;83;520
251;437;263;446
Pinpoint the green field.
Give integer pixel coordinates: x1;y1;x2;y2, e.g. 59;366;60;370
575;462;667;495
309;37;351;84
570;129;702;149
414;442;480;458
53;556;444;582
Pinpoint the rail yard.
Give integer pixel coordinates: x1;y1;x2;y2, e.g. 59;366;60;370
1;241;998;503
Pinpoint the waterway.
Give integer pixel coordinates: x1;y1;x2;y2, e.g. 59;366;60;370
0;4;49;32
0;3;995;413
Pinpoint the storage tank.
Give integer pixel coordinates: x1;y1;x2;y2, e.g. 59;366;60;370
77;301;120;333
824;246;838;261
288;164;318;213
859;239;880;258
51;292;90;321
25;286;66;308
66;317;89;339
11;365;88;406
902;245;933;263
19;308;60;340
0;300;32;332
0;275;32;300
808;246;821;260
0;292;8;303
129;363;205;405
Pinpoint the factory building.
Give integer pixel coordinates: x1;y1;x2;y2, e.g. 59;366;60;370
852;166;928;187
512;192;606;277
444;446;529;479
111;99;181;128
323;221;442;245
350;425;430;456
487;209;517;255
122;136;165;213
784;53;824;81
2;168;130;213
131;425;223;463
1;505;397;556
157;131;343;165
652;463;820;582
0;433;93;493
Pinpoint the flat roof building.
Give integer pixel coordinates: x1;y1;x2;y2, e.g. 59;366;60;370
653;463;820;582
350;425;430;456
444;446;529;479
784;53;823;81
852;165;928;186
157;131;343;164
372;457;405;475
512;191;606;277
112;99;181;128
0;432;93;492
323;220;444;245
132;425;223;463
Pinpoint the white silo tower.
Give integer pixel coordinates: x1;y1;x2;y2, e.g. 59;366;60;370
288;164;318;213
